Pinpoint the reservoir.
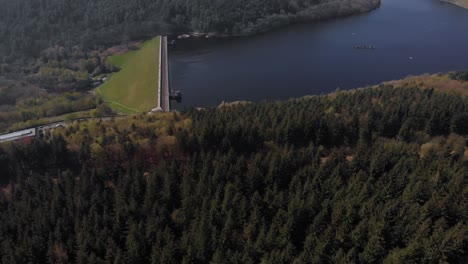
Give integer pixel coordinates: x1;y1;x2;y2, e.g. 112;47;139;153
169;0;468;109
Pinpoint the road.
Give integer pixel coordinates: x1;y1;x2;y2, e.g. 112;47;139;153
0;116;117;143
160;36;170;111
0;128;37;143
0;122;66;143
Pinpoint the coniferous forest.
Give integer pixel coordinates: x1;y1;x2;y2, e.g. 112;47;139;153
0;85;467;263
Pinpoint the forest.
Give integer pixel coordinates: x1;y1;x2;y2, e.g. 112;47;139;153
0;0;380;60
0;84;466;263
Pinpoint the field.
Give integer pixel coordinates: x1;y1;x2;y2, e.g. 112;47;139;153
97;37;160;114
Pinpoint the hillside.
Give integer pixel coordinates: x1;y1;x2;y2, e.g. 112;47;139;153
97;37;160;114
442;0;468;9
0;83;466;263
0;0;381;69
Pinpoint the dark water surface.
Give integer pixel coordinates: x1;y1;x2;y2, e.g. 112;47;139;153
169;0;468;109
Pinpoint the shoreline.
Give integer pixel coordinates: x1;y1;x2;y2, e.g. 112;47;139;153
209;71;468;109
441;0;468;9
177;0;381;39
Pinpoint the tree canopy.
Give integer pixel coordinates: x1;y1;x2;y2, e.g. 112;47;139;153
0;85;466;263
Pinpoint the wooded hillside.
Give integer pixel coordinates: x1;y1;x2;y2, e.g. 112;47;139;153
0;85;466;263
0;0;380;63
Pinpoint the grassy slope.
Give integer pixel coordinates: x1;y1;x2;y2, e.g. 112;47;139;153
97;37;160;114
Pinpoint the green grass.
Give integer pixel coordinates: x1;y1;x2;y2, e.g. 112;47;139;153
106;49;140;68
97;37;160;114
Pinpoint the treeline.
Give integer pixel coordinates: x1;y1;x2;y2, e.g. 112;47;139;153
450;70;468;82
0;85;467;263
0;0;380;63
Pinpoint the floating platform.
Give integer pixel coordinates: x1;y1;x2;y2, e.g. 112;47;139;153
353;45;376;49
